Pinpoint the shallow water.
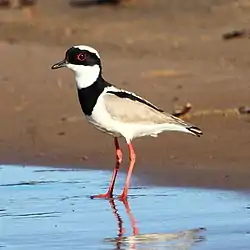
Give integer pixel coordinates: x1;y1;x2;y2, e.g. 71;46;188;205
0;166;250;250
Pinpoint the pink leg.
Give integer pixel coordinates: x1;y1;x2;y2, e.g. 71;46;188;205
91;138;122;199
118;142;136;201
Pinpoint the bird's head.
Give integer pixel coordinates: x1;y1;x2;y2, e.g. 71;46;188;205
51;45;102;89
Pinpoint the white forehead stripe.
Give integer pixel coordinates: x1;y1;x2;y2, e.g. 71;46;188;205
73;45;100;58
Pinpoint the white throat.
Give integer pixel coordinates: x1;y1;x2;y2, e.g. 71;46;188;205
67;64;101;89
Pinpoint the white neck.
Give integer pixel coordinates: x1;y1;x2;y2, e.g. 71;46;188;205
67;64;101;89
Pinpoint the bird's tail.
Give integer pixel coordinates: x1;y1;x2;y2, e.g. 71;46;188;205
161;113;203;137
186;126;203;137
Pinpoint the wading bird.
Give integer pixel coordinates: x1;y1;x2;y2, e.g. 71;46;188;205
51;45;202;201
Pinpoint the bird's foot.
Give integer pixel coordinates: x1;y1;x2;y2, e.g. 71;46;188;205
90;193;113;199
117;193;128;202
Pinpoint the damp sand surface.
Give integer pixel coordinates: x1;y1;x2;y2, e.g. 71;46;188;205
1;165;250;250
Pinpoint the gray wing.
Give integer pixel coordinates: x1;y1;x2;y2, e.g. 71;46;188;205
103;92;188;126
103;92;202;137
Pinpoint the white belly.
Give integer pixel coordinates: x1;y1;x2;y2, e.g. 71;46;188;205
86;109;170;141
86;115;122;137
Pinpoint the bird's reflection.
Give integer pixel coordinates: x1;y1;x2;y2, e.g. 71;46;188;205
108;198;138;249
105;198;206;250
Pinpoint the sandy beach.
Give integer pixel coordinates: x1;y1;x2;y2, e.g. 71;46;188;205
0;0;250;190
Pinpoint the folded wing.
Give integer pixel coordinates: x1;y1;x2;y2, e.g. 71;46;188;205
104;91;202;137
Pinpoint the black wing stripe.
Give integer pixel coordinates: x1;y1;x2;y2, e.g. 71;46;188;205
107;91;164;113
187;126;203;137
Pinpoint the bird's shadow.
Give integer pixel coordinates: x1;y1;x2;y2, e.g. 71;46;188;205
104;198;206;250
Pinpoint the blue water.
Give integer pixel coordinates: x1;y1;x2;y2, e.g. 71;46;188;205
0;165;250;249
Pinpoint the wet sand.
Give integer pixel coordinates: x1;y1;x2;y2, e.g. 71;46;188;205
1;165;250;250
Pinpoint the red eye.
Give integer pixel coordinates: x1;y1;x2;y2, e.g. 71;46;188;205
77;52;87;61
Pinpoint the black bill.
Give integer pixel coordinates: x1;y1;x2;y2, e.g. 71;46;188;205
51;59;67;69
